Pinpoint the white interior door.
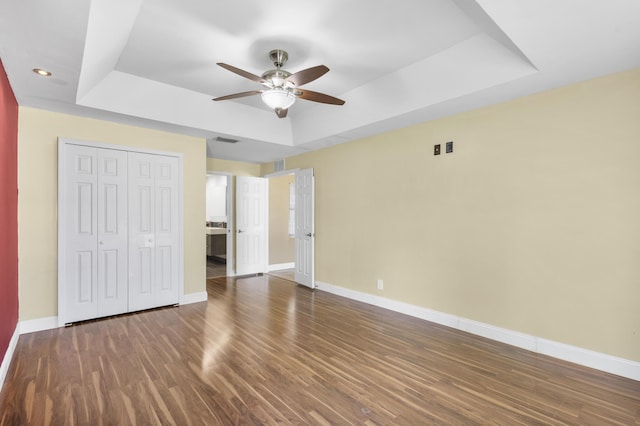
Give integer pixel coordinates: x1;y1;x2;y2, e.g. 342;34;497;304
63;145;99;322
128;152;180;311
97;149;128;317
225;175;234;277
154;155;180;306
62;145;129;323
236;176;267;275
294;168;315;288
128;152;156;311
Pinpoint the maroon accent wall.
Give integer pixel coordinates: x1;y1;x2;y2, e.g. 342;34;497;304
0;58;19;365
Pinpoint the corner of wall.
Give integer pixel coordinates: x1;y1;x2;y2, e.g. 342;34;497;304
0;57;19;374
0;321;19;393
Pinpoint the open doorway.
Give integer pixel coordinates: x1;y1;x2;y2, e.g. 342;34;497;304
210;169;313;286
265;168;315;288
267;172;296;281
206;172;233;278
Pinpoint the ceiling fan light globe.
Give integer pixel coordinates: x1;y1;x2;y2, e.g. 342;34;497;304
261;88;296;110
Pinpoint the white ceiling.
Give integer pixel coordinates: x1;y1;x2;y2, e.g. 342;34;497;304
1;0;639;163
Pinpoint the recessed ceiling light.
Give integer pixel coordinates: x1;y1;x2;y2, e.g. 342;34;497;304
33;68;52;77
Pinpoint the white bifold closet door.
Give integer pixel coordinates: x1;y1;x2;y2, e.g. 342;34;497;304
63;145;128;323
61;144;180;325
128;152;180;311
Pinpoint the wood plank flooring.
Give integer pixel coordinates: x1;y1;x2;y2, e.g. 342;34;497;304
206;258;227;279
1;275;639;425
267;268;295;282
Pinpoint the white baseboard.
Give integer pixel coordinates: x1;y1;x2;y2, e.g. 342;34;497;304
268;262;295;272
180;291;208;305
19;316;60;334
536;338;640;381
0;325;20;393
316;280;640;382
18;293;208;333
459;317;537;352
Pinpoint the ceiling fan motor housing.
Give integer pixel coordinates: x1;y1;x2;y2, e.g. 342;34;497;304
269;49;288;68
263;50;292;88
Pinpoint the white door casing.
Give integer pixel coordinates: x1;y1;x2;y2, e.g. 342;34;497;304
206;172;234;277
225;175;234;277
294;168;315;289
236;176;267;276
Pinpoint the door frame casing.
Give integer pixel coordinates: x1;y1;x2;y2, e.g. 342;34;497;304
264;169;298;275
205;171;234;277
57;137;185;326
264;168;316;288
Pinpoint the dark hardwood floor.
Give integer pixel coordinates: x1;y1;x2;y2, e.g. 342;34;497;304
1;275;639;425
206;257;227;279
268;268;295;282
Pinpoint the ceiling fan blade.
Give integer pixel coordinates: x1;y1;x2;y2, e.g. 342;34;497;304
295;89;345;105
217;63;265;84
275;108;288;118
286;65;329;86
212;90;261;101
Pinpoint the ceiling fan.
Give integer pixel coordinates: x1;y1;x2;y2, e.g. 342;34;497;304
213;49;345;118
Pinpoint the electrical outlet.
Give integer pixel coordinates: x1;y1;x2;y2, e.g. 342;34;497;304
377;279;383;290
434;144;441;155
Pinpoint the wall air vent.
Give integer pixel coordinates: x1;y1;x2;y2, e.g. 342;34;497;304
274;159;285;172
215;136;239;144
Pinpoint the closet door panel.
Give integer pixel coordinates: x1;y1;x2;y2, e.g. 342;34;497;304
64;145;98;323
128;153;157;312
155;156;180;306
97;149;128;317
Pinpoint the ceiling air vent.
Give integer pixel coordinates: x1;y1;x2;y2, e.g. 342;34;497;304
215;136;239;144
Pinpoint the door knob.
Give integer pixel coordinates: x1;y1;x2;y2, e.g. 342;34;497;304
305;233;313;237
238;229;244;233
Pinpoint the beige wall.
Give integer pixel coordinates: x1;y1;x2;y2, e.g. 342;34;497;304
206;158;261;176
284;68;640;362
260;162;275;176
269;174;295;265
18;108;206;321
